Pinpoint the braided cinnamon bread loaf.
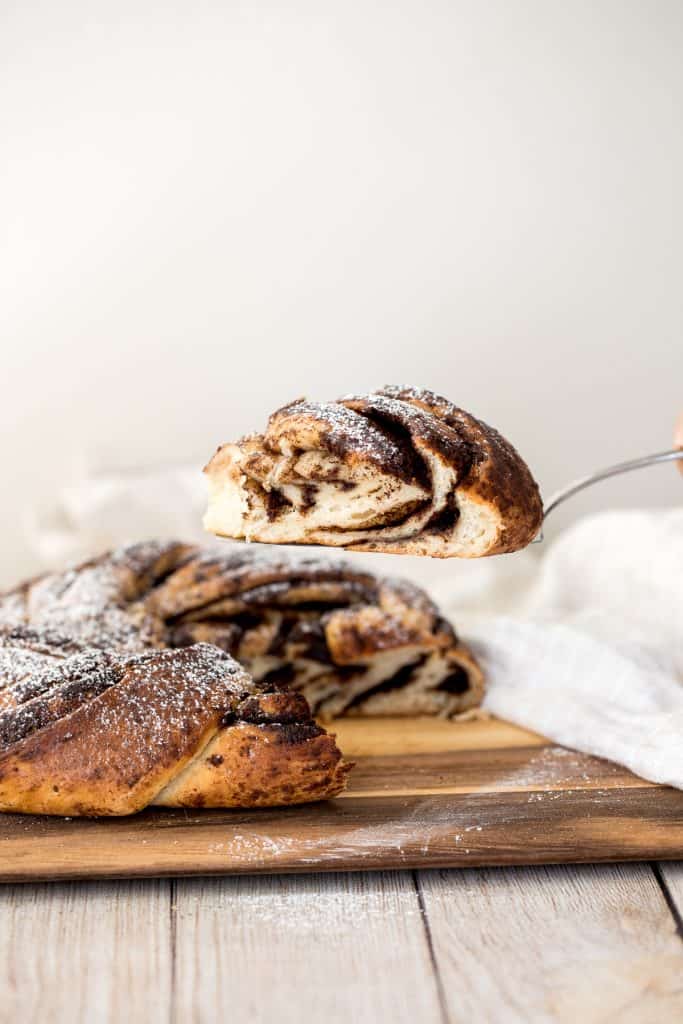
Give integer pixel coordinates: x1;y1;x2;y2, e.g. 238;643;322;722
0;542;349;815
0;540;483;721
0;540;483;814
204;386;542;557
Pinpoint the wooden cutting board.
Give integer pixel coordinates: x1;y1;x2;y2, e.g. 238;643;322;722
1;717;682;882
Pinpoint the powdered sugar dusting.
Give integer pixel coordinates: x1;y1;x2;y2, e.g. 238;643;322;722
66;645;249;770
270;400;406;468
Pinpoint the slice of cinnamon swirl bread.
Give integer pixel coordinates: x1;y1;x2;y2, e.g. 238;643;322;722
204;386;542;557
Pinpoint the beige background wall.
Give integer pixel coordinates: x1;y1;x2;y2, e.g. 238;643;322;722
2;0;682;584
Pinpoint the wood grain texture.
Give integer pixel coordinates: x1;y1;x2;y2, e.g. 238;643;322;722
1;867;682;1024
658;862;683;932
1;718;682;882
331;716;545;755
0;880;172;1023
419;864;683;1023
172;871;443;1024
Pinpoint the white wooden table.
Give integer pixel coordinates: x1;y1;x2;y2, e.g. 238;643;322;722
2;863;683;1022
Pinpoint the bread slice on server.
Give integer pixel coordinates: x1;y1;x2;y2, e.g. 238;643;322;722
204;386;543;558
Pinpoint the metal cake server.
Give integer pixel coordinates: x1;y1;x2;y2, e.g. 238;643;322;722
533;448;683;542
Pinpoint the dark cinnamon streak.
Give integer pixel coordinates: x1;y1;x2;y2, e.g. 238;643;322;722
377;385;543;538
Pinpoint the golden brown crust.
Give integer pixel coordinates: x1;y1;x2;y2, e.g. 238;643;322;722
0;646;228;815
155;691;350;808
372;387;543;556
0;642;348;816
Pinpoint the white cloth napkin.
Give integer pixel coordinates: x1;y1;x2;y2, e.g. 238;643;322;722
447;510;683;789
26;472;683;788
27;465;207;569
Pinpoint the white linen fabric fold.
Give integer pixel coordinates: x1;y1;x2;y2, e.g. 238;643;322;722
26;466;207;569
454;510;683;789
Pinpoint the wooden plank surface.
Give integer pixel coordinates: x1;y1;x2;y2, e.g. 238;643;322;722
1;718;682;882
173;872;443;1024
419;864;683;1022
0;879;172;1023
657;862;683;934
1;865;682;1023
